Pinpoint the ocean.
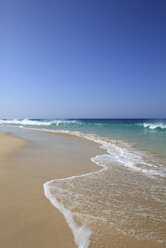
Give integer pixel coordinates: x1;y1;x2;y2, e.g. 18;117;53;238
0;118;166;151
0;118;166;247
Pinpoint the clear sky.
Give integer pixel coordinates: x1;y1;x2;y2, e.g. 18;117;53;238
0;0;166;119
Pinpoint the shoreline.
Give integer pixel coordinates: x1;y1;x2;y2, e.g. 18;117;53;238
43;152;107;248
2;124;165;179
0;129;103;248
0;127;165;248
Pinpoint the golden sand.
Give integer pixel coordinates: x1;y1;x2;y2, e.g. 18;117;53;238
0;130;165;248
0;131;101;248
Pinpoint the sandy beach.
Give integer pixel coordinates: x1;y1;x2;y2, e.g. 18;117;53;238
1;0;166;246
0;130;102;248
0;128;165;248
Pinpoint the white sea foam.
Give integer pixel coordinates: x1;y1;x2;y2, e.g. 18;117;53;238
3;124;165;178
1;124;165;247
38;128;165;247
51;130;166;178
43;147;107;247
43;130;166;246
0;119;79;126
142;122;166;130
44;181;92;248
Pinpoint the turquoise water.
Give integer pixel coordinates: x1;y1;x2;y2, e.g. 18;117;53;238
0;118;166;155
1;119;166;246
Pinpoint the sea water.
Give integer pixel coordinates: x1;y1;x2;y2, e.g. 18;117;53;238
0;119;166;247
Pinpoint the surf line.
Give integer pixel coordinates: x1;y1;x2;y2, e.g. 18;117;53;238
0;124;110;247
42;131;107;248
43;154;107;248
11;125;108;248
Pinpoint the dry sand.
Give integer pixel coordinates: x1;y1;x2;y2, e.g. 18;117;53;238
0;131;102;248
0;129;165;248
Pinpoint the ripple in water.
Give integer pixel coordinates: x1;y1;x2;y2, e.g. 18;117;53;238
44;133;166;248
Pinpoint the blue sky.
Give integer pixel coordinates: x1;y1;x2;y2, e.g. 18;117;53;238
0;0;166;118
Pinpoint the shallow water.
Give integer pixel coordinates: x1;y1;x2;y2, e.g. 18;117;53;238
1;118;166;155
0;120;166;247
44;132;166;247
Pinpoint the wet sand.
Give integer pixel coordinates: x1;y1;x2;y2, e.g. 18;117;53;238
0;129;165;248
0;130;102;248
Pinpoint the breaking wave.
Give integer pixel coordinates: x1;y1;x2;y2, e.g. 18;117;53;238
0;119;80;127
1;119;166;132
141;122;166;130
0;123;165;247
